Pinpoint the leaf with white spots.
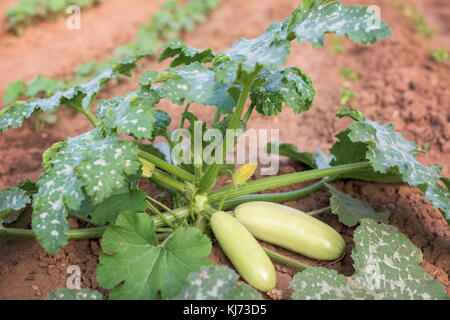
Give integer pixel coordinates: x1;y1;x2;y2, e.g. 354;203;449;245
290;219;449;300
0;187;31;220
251;67;315;116
0;102;36;133
0;53;146;133
325;183;390;227
287;0;392;47
75;136;142;206
96;88;160;139
97;212;212;299
159;39;215;67
159;62;235;113
32;129;142;253
220;22;291;76
331;115;449;221
46;288;102;300
174;265;262;300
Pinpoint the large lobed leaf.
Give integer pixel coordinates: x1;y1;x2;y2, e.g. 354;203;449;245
290;219;448;300
287;0;392;47
251;67;315;116
158;62;235;113
175;265;262;300
331;115;449;221
32;129;142;253
0;54;144;134
96;87;160;139
97;211;212;300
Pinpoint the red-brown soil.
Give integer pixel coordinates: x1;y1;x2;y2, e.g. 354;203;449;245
0;0;448;299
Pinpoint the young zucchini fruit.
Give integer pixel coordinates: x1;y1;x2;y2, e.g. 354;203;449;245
210;211;276;292
234;202;345;261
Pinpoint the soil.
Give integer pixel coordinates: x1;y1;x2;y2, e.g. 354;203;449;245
0;0;449;299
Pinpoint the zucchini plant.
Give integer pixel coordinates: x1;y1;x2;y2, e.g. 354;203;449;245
0;0;448;300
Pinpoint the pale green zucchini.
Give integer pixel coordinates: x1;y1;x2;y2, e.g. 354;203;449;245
210;211;276;292
235;202;345;261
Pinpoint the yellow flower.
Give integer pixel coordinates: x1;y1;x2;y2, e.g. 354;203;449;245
232;164;257;187
139;157;155;178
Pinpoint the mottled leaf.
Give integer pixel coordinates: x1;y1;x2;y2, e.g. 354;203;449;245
325;183;390;226
159;39;215;67
332;116;449;220
97;212;212;299
96;88;160;139
159;63;235;113
251;67;315;116
0;187;31;219
290;219;448;300
32;129;142;253
221;22;291;76
287;0;392;47
175;265;262;300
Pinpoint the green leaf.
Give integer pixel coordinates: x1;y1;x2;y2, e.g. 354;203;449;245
138;70;159;86
336;107;365;121
152;110;171;138
290;219;449;300
75;137;142;206
221;22;291;76
159;62;235;113
0;187;31;219
441;177;450;192
175;265;262;300
0;54;146;134
251;67;315;116
159;39;215;67
90;189;148;225
3;80;25;105
0;102;35;133
46;288;102;300
96;88;160;139
97;212;212;300
287;0;392;47
26;75;65;97
32;129;142;253
325;183;390;226
332;116;449;220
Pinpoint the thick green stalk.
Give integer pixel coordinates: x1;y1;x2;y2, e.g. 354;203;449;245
209;162;370;202
199;69;261;193
138;151;194;183
264;248;310;270
1;208;191;239
218;179;326;209
152;169;186;192
146;201;176;229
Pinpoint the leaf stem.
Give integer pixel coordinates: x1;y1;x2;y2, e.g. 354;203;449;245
307;206;331;216
1;208;192;239
66;102;98;127
264;247;310;271
146;200;176;229
218;179;327;209
199;67;262;193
